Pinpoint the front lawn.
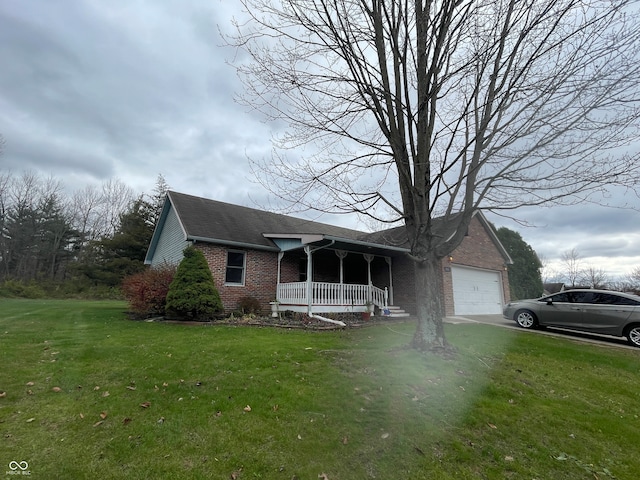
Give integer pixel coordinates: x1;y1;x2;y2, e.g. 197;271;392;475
1;299;638;479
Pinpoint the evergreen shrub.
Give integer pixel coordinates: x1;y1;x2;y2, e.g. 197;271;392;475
165;246;223;320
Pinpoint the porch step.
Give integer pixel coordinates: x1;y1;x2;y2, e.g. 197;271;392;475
382;305;411;318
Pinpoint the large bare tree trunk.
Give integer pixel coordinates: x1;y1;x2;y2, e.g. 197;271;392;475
228;0;640;352
411;252;449;351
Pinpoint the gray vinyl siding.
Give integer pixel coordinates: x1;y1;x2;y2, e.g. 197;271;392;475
150;205;189;267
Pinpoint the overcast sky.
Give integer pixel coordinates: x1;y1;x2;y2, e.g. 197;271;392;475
1;1;639;282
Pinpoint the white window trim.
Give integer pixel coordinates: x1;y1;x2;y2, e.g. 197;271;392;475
225;250;246;286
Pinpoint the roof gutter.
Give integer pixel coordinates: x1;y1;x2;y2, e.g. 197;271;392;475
188;236;280;252
322;235;410;253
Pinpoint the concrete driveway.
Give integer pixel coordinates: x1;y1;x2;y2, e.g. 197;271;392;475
444;314;637;350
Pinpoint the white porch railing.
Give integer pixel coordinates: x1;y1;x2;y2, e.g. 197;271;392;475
277;282;388;309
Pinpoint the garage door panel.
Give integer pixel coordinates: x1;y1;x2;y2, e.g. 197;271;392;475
451;266;503;315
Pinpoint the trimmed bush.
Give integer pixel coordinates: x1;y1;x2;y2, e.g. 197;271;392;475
165;246;223;320
237;296;262;315
122;264;176;318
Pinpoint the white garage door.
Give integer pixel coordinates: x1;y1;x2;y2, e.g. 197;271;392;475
451;266;503;315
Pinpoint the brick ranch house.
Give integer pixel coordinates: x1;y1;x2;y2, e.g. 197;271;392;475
145;191;512;318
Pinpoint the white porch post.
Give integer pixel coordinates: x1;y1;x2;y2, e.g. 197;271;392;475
385;257;394;305
276;252;284;301
304;246;313;314
335;250;348;305
335;250;347;283
363;254;374;306
363;254;374;286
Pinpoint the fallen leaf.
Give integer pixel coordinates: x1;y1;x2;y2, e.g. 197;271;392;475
505;455;514;461
140;401;151;408
26;382;35;386
102;391;110;397
126;386;136;391
27;390;34;395
243;405;252;412
79;413;84;419
297;434;302;440
215;411;222;417
381;432;390;439
162;382;169;387
0;391;6;398
231;468;242;479
93;420;104;427
93;386;100;391
318;474;329;480
273;404;279;411
26;418;35;423
123;417;132;425
52;387;62;392
342;437;348;445
100;411;108;420
488;423;497;429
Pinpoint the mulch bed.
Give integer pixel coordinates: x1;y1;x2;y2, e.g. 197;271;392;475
145;313;413;330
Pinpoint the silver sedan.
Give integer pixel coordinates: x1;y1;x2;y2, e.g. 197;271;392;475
503;289;640;347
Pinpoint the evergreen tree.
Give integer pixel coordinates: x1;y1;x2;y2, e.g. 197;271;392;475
495;227;543;300
79;197;155;286
166;246;223;320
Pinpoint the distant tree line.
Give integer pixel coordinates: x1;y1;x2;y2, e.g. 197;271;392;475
542;248;640;294
493;227;640;299
0;170;169;297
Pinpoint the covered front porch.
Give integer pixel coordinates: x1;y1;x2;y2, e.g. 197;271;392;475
265;233;406;315
276;281;389;313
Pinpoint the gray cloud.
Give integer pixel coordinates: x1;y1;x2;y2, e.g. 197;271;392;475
0;1;638;278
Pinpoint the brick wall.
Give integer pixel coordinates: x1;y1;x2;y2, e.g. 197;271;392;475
390;215;510;316
195;244;279;314
441;216;511;315
193;214;510;317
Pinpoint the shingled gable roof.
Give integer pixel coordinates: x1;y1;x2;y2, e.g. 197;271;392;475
150;191;511;262
162;190;397;252
360;211;513;264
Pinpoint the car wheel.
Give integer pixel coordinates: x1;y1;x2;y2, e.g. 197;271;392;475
625;325;640;347
515;310;537;329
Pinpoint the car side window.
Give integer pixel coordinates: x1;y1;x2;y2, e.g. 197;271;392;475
591;293;617;305
568;292;594;303
612;295;640;306
543;292;571;303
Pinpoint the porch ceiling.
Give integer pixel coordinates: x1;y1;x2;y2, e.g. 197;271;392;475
265;233;409;257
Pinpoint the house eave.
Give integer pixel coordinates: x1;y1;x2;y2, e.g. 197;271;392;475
188;235;280;252
322;235;410;254
263;232;410;256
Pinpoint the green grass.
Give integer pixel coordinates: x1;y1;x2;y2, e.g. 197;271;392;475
1;299;639;479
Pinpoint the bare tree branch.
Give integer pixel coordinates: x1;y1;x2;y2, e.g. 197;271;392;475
226;0;640;350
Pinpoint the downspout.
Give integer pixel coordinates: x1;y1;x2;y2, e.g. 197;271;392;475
309;313;346;327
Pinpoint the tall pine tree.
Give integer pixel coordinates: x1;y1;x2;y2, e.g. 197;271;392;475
495;227;543;300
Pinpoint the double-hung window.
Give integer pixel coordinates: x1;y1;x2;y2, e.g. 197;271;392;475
225;250;246;285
